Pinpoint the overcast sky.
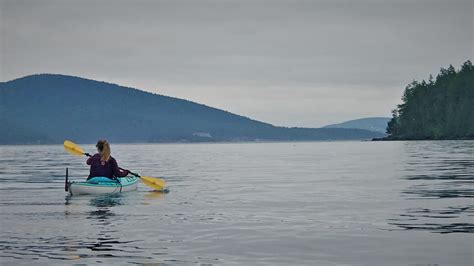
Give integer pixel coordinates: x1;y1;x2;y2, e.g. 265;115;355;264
1;0;472;127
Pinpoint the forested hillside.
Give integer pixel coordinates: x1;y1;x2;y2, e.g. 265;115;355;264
0;74;383;144
386;60;473;140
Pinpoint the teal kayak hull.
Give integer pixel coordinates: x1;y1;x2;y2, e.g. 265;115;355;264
67;176;139;195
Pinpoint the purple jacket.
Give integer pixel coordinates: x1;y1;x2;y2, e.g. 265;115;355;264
87;154;129;179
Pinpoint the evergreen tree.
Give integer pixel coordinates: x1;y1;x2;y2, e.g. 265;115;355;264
387;60;474;140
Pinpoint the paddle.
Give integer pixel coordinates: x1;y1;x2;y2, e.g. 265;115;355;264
63;140;166;191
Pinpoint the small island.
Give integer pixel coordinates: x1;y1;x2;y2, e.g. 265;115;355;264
380;60;473;140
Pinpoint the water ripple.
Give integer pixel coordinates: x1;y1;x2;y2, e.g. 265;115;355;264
1;141;473;265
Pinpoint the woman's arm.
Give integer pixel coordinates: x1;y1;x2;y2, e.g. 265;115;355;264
86;154;97;165
111;158;129;177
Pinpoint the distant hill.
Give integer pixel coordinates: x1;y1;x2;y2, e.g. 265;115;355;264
0;74;384;144
386;60;474;140
323;117;391;134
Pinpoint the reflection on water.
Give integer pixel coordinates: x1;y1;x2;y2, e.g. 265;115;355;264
403;184;474;198
388;206;474;234
144;191;166;199
0;235;150;262
389;141;474;234
88;194;124;208
67;194;152;261
1;142;473;265
65;193;124;207
0;194;154;262
86;194;122;228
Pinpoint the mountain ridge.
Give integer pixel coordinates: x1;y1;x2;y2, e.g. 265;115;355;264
323;117;390;134
0;74;384;144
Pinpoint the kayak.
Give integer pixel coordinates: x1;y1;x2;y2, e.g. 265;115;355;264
66;175;140;196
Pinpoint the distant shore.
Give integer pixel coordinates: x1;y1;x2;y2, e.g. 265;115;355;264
372;137;474;141
0;139;380;146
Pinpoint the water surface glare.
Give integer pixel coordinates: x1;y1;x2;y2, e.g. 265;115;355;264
0;141;473;265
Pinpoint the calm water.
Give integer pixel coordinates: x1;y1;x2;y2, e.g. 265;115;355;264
0;141;473;265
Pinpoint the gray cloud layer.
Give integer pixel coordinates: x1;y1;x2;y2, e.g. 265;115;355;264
1;0;472;126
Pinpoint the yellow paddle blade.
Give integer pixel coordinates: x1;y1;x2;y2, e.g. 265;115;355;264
140;176;166;191
63;140;85;156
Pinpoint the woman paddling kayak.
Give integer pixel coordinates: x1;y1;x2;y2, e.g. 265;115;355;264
63;140;166;195
86;139;129;180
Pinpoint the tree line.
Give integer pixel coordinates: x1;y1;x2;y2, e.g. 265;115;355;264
386;60;473;140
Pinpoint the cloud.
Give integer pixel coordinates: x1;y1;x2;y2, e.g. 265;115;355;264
1;0;472;126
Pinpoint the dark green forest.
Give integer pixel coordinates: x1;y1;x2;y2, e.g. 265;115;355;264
386;60;474;140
